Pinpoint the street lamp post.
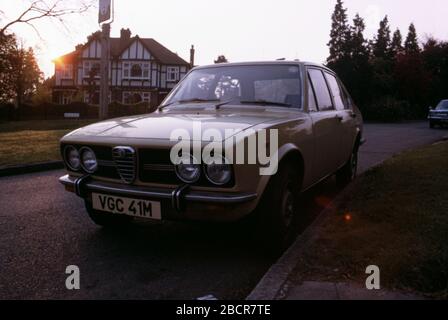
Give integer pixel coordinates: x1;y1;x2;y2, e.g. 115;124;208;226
99;0;113;120
99;23;110;120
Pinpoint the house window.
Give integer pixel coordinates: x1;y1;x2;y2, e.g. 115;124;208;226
83;61;100;78
123;92;141;104
61;64;73;79
167;67;180;82
131;64;142;77
123;91;151;104
62;92;73;105
123;62;150;79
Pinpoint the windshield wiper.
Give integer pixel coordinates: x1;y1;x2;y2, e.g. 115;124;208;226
159;98;220;111
239;100;292;107
178;98;220;104
215;98;241;110
215;99;292;109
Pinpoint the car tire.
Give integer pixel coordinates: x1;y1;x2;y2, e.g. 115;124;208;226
336;145;359;186
85;201;134;227
253;161;301;255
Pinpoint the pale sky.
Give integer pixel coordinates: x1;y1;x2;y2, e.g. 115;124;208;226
1;0;447;77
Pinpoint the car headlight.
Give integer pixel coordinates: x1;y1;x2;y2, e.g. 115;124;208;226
64;145;81;171
175;154;201;183
80;147;98;173
204;156;232;186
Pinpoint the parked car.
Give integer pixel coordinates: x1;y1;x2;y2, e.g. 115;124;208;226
429;100;448;128
59;61;364;249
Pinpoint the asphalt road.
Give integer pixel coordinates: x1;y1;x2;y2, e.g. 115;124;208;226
0;122;446;300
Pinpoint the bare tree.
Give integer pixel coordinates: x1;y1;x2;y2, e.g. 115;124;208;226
0;0;95;37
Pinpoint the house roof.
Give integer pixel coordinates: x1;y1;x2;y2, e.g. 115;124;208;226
53;51;78;64
110;36;189;65
55;33;189;66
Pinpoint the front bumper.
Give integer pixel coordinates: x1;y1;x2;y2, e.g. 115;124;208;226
429;117;448;122
59;175;258;221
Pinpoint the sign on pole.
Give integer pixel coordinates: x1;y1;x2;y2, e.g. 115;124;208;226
99;0;112;24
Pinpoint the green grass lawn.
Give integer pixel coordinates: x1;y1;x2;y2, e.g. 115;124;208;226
292;141;448;298
0;120;95;167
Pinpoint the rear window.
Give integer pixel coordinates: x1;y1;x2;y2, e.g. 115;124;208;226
308;69;333;111
324;72;345;110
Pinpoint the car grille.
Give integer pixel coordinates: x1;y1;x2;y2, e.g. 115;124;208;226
62;144;234;187
112;147;137;184
139;148;180;185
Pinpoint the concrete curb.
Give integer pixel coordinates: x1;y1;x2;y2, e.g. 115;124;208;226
246;183;356;300
0;161;64;178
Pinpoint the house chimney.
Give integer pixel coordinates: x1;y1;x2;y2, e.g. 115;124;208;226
190;45;195;68
120;28;131;41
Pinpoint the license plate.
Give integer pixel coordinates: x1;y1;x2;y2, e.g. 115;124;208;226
92;193;162;220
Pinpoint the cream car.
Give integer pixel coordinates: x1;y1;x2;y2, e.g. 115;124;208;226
60;61;363;249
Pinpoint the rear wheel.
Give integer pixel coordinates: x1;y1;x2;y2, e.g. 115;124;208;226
336;145;359;186
85;201;134;227
253;162;301;254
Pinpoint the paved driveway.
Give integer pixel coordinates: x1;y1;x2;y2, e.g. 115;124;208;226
359;122;447;173
0;122;445;299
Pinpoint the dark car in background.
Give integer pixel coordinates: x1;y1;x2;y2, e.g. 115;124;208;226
429;100;448;128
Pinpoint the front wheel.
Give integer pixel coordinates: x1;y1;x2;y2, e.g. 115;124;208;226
253;162;301;254
336;146;358;186
85;201;134;227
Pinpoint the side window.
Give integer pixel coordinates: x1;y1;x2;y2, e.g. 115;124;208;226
340;84;353;109
307;74;317;112
308;69;333;111
324;72;345;110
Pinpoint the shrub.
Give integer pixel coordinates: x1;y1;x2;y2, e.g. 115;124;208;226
362;97;412;122
2;100;156;121
0;103;15;121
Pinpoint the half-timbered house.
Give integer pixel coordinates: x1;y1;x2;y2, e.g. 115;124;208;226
52;29;193;108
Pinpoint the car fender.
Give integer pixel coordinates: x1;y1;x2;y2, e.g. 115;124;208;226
254;143;304;203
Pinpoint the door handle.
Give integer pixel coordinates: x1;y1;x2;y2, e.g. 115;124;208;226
350;112;357;118
335;115;343;122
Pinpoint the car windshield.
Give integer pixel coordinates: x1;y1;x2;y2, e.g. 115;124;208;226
162;64;303;109
436;100;448;110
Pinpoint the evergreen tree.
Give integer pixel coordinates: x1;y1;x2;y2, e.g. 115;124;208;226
372;16;391;59
327;0;350;65
390;29;404;57
350;14;370;58
11;47;42;105
346;14;372;106
404;23;420;54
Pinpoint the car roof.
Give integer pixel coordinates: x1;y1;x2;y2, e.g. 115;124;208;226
192;60;335;73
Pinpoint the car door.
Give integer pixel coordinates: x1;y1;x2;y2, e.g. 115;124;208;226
307;68;344;181
324;71;358;165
